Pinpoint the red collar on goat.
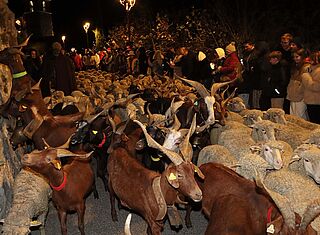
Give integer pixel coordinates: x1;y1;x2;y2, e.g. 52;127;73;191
98;132;107;148
267;206;273;223
50;172;67;191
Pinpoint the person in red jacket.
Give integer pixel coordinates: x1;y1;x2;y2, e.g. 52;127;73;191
217;42;241;86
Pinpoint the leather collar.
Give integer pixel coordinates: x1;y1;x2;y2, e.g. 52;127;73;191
152;176;167;220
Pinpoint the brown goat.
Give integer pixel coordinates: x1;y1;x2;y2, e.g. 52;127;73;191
0;37;34;101
197;163;318;235
7;80;84;149
107;117;203;235
21;148;94;235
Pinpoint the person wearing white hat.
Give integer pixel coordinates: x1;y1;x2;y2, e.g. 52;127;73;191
216;42;241;87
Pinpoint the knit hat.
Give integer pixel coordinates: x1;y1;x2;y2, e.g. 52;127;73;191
225;42;236;53
198;51;206;61
215;48;225;59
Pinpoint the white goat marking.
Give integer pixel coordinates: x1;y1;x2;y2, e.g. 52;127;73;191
162;130;183;152
204;96;216;124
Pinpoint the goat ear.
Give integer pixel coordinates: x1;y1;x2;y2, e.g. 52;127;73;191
250;145;261;154
262;111;269;120
51;159;62;170
289;154;301;165
166;170;179;188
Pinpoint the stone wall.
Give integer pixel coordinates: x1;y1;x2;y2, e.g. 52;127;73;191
0;0;20;220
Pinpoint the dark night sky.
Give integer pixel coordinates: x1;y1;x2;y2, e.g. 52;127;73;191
8;0;204;48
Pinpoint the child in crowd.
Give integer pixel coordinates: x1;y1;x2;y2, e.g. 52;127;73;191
260;51;287;110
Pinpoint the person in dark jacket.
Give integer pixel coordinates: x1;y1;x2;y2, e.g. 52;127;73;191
196;50;213;87
24;49;42;82
175;47;198;81
260;51;287;110
40;42;76;97
238;41;255;108
250;41;270;109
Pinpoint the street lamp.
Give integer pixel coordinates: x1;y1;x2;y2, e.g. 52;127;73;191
119;0;136;42
61;35;66;48
83;22;90;49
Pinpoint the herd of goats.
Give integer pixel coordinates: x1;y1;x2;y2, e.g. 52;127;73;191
1;39;320;235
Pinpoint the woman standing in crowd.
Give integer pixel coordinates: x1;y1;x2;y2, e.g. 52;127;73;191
286;48;310;120
301;51;320;124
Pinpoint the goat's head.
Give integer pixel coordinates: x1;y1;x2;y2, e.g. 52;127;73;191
134;115;204;202
22;147;92;172
176;75;235;126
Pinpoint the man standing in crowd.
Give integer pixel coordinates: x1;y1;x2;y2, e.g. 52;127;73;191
277;33;294;113
175;46;198;81
238;41;255;108
40;42;76;97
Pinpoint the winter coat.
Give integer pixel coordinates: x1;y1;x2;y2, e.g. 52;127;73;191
219;52;240;82
302;64;320;105
40;53;76;97
261;62;287;98
287;64;310;102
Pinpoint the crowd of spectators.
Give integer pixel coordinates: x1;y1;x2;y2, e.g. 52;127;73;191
23;33;320;123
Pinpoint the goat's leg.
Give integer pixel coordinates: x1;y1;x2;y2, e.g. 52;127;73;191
185;203;192;228
57;210;68;235
38;209;48;235
101;174;109;192
108;181;118;221
76;201;86;235
92;180;99;199
145;215;162;235
97;153;109;192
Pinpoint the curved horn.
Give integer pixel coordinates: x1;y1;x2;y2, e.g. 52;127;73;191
165;100;184;121
211;80;236;97
134;120;184;165
254;170;296;229
220;85;229;100
172;114;181;131
300;199;320;230
124;213;132;235
56;149;93;159
13;34;33;48
175;75;210;98
56;135;73;149
31;78;42;91
108;114;116;133
116;119;130;135
179;114;196;161
222;88;238;108
115;93;140;106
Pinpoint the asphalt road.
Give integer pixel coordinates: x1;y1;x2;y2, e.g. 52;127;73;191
28;170;208;235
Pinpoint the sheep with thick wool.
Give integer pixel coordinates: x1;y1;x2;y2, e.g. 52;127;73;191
289;143;320;184
1;169;51;235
